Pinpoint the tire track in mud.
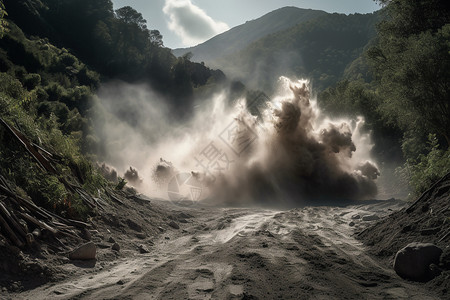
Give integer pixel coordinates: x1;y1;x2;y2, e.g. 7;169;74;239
14;204;440;299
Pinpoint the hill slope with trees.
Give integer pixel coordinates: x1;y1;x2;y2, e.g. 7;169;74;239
318;0;450;197
0;0;227;222
174;7;379;93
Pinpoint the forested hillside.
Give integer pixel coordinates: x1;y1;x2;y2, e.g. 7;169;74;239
0;0;226;220
3;0;225;115
219;11;379;92
174;7;379;93
319;0;450;196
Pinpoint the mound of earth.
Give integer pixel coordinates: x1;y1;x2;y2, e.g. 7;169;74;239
0;186;186;294
358;172;450;296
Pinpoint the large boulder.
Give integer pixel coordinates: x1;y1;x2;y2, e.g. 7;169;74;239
394;242;442;281
68;242;97;260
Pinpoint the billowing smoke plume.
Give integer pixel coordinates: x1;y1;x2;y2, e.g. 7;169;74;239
94;77;379;206
206;78;379;206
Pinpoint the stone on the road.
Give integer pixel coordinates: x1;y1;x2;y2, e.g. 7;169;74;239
69;242;96;260
394;242;443;281
112;242;120;251
168;221;180;229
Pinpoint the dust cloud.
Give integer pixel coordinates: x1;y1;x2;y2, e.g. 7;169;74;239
94;77;379;206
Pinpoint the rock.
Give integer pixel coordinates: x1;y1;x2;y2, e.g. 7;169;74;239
10;282;20;292
135;233;147;239
394;242;443;281
138;245;150;254
112;242;120;251
157;226;165;232
32;228;41;238
126;219;143;232
351;214;361;220
362;215;380;221
349;221;355;227
108;236;116;243
69;242;96;260
81;228;91;241
168;221;179;229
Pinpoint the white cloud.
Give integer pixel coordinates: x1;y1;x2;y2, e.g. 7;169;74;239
163;0;229;47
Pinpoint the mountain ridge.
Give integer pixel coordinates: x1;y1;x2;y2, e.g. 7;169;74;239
172;6;379;93
172;7;327;62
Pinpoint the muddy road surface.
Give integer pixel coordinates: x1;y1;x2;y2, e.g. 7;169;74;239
11;200;439;299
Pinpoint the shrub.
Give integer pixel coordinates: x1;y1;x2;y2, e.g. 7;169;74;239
399;134;450;197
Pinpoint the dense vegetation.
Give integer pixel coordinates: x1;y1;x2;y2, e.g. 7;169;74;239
319;0;450;196
0;0;225;219
3;0;225;114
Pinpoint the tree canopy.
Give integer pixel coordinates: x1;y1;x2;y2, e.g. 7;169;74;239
319;0;450;196
369;0;450;147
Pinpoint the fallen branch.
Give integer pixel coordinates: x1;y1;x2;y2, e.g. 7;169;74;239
20;212;58;235
105;187;125;205
0;213;24;247
75;188;97;210
0;182;53;221
0;202;27;238
0;117;58;175
406;172;450;213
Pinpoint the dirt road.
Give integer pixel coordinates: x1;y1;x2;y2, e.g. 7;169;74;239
11;200;439;299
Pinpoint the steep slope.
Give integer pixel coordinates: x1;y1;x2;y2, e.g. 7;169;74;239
172;7;327;62
358;173;450;297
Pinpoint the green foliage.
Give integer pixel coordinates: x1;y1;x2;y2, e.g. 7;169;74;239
0;0;229;222
0;68;99;219
0;1;8;38
398;134;450;197
3;0;224;115
318;79;403;163
319;80;378;119
115;177;126;190
367;0;450;195
317;1;449;197
23;73;41;90
369;23;450;146
115;6;147;29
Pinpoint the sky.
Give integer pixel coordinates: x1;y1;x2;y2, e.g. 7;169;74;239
111;0;381;49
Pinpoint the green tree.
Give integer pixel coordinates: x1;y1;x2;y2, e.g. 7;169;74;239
369;0;450;147
369;0;450;196
115;6;147;29
149;29;163;47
